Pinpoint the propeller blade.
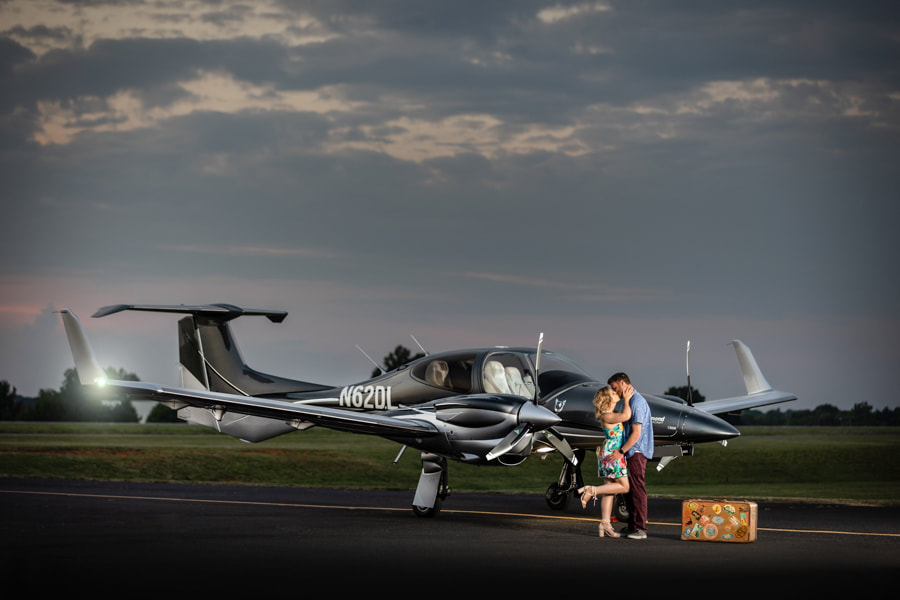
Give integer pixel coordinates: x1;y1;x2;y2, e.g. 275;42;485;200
537;428;578;465
485;401;560;462
486;424;533;461
533;332;544;401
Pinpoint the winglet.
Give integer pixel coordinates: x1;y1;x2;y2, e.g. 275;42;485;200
59;309;108;387
730;339;772;394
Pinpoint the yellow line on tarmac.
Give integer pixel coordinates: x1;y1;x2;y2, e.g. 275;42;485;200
3;489;899;538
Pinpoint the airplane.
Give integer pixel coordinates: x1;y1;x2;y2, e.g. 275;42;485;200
59;302;796;517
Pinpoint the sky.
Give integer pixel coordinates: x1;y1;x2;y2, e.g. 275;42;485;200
1;1;898;414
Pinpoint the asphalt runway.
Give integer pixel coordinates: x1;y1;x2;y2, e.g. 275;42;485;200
2;477;897;591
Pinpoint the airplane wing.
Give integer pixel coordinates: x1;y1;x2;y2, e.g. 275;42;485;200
59;309;438;438
102;380;439;437
696;340;797;415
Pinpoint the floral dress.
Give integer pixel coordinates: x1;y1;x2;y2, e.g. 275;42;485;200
597;421;628;480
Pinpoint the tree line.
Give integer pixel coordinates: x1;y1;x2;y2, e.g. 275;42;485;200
664;385;900;427
1;368;176;423
3;354;898;426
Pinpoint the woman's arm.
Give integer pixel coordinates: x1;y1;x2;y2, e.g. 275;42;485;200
601;396;631;424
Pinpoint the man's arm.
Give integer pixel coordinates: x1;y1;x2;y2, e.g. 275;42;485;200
612;422;641;459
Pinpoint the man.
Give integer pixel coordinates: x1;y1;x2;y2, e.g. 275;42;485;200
607;372;653;539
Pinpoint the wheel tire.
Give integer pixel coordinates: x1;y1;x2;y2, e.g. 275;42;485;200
613;494;630;522
545;483;569;510
412;497;442;517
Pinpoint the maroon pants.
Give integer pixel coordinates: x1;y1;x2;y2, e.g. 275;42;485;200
625;453;648;532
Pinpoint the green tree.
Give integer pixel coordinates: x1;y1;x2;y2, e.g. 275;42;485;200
1;380;19;420
147;401;181;423
18;367;142;422
372;344;425;378
663;385;705;404
848;402;875;426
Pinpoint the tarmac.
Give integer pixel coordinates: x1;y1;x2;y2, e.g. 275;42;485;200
2;477;897;591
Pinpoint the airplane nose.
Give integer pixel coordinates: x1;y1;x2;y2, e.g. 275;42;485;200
682;410;741;442
517;402;561;431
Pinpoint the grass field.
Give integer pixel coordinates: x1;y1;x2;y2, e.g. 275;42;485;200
1;423;898;505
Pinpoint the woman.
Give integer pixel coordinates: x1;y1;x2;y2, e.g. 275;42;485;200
578;385;632;537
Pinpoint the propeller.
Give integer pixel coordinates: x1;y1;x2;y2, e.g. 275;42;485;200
686;340;693;407
532;331;577;464
485;333;577;464
533;332;544;402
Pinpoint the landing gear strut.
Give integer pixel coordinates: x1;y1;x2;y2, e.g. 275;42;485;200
545;448;585;510
412;453;450;517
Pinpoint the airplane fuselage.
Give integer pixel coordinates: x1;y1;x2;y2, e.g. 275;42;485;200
270;347;741;462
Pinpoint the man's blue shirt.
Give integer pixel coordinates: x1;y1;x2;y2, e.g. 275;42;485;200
624;390;654;459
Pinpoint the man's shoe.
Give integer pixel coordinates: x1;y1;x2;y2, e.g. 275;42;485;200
627;529;647;540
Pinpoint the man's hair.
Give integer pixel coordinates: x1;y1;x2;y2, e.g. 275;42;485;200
607;372;631;386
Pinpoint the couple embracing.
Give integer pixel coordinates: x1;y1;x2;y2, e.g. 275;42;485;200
578;372;653;539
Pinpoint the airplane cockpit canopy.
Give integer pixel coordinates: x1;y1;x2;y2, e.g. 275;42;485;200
412;349;595;399
412;352;475;393
527;351;596;395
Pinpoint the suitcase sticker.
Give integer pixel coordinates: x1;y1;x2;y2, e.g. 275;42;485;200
681;500;758;543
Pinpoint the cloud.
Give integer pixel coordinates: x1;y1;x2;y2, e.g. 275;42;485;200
1;1;898;412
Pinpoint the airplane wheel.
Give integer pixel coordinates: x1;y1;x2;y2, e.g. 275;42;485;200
613;494;629;522
545;483;569;510
413;497;442;518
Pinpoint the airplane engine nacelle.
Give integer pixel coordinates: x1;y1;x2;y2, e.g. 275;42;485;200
389;394;559;465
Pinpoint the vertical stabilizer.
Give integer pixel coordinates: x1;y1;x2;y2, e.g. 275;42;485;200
59;309;107;386
730;339;772;394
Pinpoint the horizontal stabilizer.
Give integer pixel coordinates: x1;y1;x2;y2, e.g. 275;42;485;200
93;303;287;323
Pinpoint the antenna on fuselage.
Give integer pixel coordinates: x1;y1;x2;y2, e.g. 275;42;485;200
356;345;386;375
410;334;429;356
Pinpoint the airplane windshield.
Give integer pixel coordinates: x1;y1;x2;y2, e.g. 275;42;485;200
529;352;595;394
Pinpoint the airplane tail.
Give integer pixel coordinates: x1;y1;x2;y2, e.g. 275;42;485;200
59;309;108;387
697;339;796;415
92;303;331;396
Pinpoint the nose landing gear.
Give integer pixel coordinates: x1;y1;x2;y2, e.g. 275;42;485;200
544;449;630;523
544;448;584;510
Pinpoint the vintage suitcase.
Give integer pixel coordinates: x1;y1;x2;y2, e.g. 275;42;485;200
681;499;758;543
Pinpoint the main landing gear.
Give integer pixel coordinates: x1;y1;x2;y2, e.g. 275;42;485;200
412;453;450;517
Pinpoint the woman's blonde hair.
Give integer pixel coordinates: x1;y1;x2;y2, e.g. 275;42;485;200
592;386;617;418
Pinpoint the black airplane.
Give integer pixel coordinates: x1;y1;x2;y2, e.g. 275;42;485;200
60;303;796;517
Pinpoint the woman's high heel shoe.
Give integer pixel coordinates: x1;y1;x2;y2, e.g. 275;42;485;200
599;520;620;538
578;486;595;509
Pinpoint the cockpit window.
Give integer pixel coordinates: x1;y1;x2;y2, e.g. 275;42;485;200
412;353;475;393
529;351;594;394
482;352;535;399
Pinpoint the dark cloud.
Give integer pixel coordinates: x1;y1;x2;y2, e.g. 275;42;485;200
1;1;897;411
